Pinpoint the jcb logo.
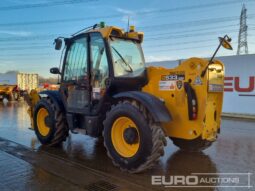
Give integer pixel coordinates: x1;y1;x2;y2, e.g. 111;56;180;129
224;76;255;92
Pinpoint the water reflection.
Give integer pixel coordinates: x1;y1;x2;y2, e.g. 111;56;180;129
36;134;112;170
0;100;254;191
36;134;220;190
0;100;30;130
165;150;218;190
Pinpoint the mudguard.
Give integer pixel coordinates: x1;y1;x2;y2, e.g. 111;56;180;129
113;91;171;123
39;91;65;112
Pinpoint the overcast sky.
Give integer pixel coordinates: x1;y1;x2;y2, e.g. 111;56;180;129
0;0;254;77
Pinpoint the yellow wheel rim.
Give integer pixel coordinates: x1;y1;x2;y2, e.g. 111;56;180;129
111;117;140;158
37;108;50;136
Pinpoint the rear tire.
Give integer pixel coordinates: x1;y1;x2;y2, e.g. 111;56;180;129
34;97;68;146
170;137;213;152
103;100;166;173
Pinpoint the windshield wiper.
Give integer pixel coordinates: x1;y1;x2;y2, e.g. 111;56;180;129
111;46;133;73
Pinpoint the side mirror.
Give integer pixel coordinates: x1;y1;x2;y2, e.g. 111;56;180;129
54;38;62;50
50;67;61;74
219;36;233;50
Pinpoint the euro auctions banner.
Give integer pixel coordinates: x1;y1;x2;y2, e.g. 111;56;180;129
218;54;255;115
147;54;255;115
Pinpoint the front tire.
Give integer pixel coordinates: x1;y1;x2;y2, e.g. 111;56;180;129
34;97;68;146
103;100;166;173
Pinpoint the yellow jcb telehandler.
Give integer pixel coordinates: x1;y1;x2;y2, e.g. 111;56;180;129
24;22;232;173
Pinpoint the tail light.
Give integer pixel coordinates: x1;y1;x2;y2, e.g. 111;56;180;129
184;82;198;120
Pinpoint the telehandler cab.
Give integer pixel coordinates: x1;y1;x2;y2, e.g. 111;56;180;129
25;22;232;173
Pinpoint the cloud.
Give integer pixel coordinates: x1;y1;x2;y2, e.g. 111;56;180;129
6;0;52;4
116;7;135;16
115;7;138;25
0;30;32;37
145;55;173;62
114;7;159;26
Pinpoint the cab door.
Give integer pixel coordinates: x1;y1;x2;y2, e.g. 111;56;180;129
90;33;109;110
60;35;90;114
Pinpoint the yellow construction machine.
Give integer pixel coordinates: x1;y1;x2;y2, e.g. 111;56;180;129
0;85;20;101
25;22;232;173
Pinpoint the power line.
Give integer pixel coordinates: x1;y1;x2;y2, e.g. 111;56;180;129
145;30;246;41
0;19;252;52
0;34;61;42
136;0;255;16
0;37;219;50
144;39;219;48
0;15;118;27
0;0;254;26
0;0;97;11
145;24;239;38
0;15;251;43
0;14;252;44
0;54;53;58
144;42;238;53
145;40;238;50
0;26;251;50
0;53;56;57
0;46;50;51
0;25;250;51
0;42;237;57
0;40;239;55
0;42;52;46
0;29;223;43
144;28;241;41
0;26;239;44
141;15;255;30
1;24;248;47
0;38;243;53
0;38;219;51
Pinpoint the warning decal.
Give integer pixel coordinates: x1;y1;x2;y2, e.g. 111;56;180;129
159;81;175;91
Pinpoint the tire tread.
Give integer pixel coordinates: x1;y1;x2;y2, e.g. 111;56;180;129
103;100;166;173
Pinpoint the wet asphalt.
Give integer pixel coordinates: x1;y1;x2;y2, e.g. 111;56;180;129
0;100;254;191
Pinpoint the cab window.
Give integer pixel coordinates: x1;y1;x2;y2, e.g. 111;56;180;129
63;37;88;81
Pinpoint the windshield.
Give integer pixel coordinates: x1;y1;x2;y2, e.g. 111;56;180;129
110;37;145;77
